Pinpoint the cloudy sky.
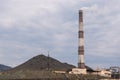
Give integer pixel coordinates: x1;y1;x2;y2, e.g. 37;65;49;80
0;0;120;69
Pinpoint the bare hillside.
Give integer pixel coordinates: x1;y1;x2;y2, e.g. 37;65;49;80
12;54;75;71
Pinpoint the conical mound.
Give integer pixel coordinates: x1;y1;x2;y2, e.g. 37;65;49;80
12;54;75;71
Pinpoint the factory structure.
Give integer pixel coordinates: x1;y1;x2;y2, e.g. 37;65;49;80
69;10;87;74
69;10;112;76
54;10;120;79
78;10;85;69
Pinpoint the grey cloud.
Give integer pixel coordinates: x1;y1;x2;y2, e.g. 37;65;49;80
0;0;119;68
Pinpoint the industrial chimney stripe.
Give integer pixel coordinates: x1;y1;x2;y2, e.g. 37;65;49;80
78;10;85;69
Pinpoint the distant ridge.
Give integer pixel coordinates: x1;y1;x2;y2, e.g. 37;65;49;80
12;54;75;71
0;64;11;71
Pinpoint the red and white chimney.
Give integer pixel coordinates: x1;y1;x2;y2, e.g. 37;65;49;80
78;10;85;69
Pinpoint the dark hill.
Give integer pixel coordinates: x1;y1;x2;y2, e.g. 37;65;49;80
0;55;95;79
0;64;11;71
13;54;75;71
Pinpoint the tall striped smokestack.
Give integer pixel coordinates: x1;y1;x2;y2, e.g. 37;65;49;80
78;10;85;69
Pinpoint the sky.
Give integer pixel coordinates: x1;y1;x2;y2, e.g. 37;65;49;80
0;0;120;69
